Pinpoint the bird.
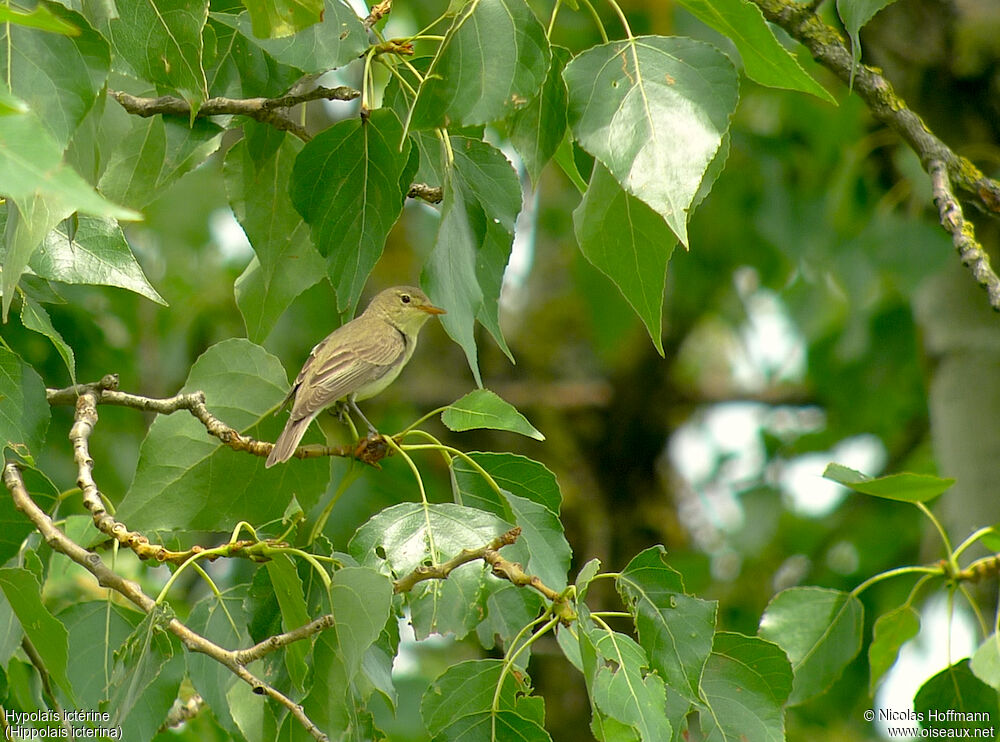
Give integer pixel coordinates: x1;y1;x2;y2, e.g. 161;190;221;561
265;286;445;467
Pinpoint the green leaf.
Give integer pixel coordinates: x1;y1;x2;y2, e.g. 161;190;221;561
699;632;793;742
0;91;28;116
409;0;551;130
452;452;569;590
61;601;142;711
265;554;311;691
552;130;587;194
422;136;522;379
292;567;393;738
575;558;602;599
582;621;672;742
0;347;50;462
0;112;137;219
463;451;562;514
972;635;1000;691
0;471;56;568
0;3;80;34
914;660;998;735
20;296;75;385
186;586;250;736
837;0;900;78
204;16;302;99
675;0;835;103
235;253;325;342
421;659;549;741
822;463;955;502
475;584;544;658
31;215;166;304
106;0;208;110
0;568;72;698
442;389;544;440
574;162;676;356
242;0;324;38
0;3;108;147
349;502;513;639
109;608;186;739
225;130;324;340
564;36;738;246
616;546;717;703
328;567;394;677
117;338;331;531
3;194;71;322
98;114;224;209
868;606;919;693
758;586;863;704
290;108;411;316
212;1;366;71
509;45;570;186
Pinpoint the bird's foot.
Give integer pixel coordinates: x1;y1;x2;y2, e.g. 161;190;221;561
354;434;389;467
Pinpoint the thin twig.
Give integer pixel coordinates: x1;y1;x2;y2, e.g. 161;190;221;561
392;527;522;593
46;380;390;467
109;86;360;143
407;183;443;204
364;0;392;29
161;695;205;731
2;463;330;742
929;160;1000;310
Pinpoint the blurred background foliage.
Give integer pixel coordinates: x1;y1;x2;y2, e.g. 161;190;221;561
4;0;999;739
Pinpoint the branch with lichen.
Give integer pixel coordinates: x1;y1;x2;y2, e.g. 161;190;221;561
2;462;331;742
929;160;1000;308
749;0;1000;309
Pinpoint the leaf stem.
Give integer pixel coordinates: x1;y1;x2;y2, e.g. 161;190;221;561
397;405;450;437
580;0;609;43
953;526;997;561
850;565;941;599
546;0;563;38
603;0;633;41
401;441;505;498
383;435;439;564
308;462;363;544
491;614;560;728
916;501;955;565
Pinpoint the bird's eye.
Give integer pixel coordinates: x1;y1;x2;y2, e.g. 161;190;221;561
401;294;411;304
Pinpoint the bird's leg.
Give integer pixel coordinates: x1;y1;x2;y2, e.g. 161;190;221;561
348;396;380;438
330;400;352;424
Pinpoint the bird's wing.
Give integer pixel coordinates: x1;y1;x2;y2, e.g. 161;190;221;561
289;322;405;419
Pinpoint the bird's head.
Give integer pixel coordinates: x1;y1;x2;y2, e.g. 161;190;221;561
370;286;446;334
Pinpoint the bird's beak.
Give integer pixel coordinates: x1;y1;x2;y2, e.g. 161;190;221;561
419;304;446;315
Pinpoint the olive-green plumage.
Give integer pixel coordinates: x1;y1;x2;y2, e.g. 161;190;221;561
266;286;445;467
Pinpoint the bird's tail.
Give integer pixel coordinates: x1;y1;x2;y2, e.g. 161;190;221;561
265;415;313;467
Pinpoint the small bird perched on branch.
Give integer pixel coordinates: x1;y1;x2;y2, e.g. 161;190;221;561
266;286;445;467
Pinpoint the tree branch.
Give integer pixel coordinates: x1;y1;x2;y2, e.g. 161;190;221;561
2;463;330;742
749;0;1000;307
364;0;392;30
46;377;389;563
47;378;390;467
392;527;522;594
109;86;360;143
